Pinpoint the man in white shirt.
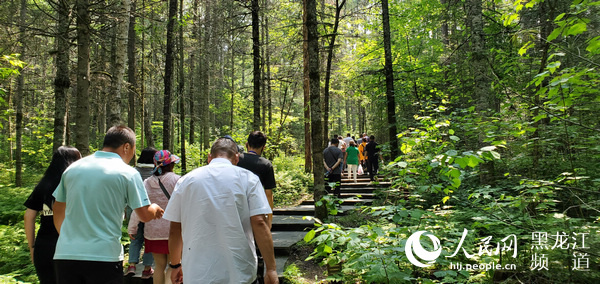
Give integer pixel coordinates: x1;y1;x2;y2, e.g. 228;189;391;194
164;138;278;284
343;133;353;147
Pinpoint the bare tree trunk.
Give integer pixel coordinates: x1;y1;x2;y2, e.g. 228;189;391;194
441;0;449;46
323;0;346;144
306;0;326;220
178;0;186;173
53;0;71;152
200;5;210;151
15;0;27;186
163;0;178;150
141;0;153;148
127;0;137;131
108;0;130;126
467;0;494;184
266;6;272;134
75;0;91;155
381;0;398;158
251;0;261;130
302;0;312;173
260;4;266;131
531;0;555;178
189;0;199;145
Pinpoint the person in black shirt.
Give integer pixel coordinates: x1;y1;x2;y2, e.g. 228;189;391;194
364;135;380;181
237;131;276;284
323;138;344;197
24;146;81;284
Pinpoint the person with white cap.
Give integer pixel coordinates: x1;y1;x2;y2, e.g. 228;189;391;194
129;150;181;284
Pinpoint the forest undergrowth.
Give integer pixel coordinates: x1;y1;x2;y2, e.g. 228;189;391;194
299;113;600;283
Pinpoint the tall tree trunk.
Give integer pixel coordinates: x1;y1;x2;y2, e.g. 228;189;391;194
108;0;130;126
15;0;27;186
141;0;154;148
53;0;71;152
381;0;398;158
200;4;210;151
531;0;555;177
163;0;178;150
440;0;449;46
323;0;346;142
302;0;312;173
189;51;196;144
260;5;266;131
75;0;91;155
127;0;137;131
189;0;199;145
467;0;494;184
306;0;326;220
251;0;261;130
229;1;235;134
266;9;272;134
178;0;186;173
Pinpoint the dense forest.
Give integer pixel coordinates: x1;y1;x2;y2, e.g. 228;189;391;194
1;0;599;282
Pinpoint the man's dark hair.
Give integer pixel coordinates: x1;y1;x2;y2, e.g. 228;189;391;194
330;138;339;145
103;125;136;149
211;138;238;159
370;135;375;141
247;131;267;149
137;147;157;164
346;133;351;137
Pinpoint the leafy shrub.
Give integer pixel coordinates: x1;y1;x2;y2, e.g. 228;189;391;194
272;155;313;207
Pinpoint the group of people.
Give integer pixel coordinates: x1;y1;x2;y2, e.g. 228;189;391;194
323;133;381;196
24;125;278;284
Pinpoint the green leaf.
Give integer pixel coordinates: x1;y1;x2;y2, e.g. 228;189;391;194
304;229;316;242
397;161;408;168
323;245;333;253
555;13;566;21
456;157;469;168
446;150;458;156
449;129;455;135
450;135;460;141
566;22;587;36
547;28;562;41
467;155;483;168
448;169;461;178
586;36;600;54
547;61;561;73
518;41;534;56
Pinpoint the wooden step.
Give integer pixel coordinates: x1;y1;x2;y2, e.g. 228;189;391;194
301;198;374;206
271;215;314;231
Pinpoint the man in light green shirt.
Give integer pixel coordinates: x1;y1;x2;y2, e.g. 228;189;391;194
53;125;164;284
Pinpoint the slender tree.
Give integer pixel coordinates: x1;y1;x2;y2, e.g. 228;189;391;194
323;0;346;143
108;0;130;126
53;0;71;152
178;0;186;173
252;0;261;130
127;0;137;131
163;0;178;150
15;0;27;186
302;0;312;173
75;0;91;155
141;0;154;148
306;0;326;220
467;0;494;184
381;0;398;158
